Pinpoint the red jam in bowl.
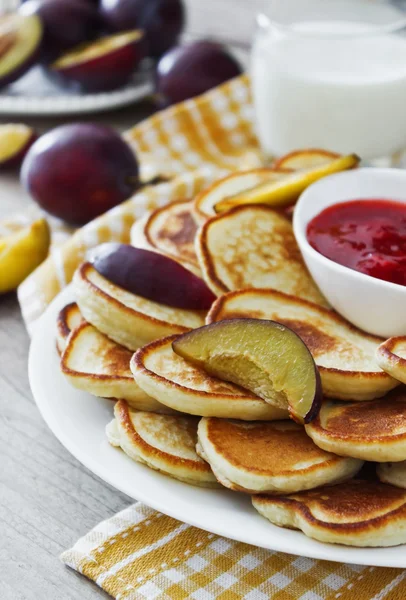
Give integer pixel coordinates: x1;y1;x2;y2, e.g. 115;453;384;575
307;199;406;286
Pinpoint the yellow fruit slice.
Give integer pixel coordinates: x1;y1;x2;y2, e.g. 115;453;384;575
214;154;360;213
274;149;341;170
0;218;50;293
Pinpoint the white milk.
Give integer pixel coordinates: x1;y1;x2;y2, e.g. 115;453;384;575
251;20;406;159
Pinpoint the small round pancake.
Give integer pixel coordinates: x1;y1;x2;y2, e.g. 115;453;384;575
208;288;398;401
56;302;83;354
195;204;327;305
376;336;406;384
61;322;173;413
131;335;288;421
252;480;406;547
107;400;218;487
197;418;362;494
131;199;200;276
73;262;205;351
305;389;406;462
378;462;406;489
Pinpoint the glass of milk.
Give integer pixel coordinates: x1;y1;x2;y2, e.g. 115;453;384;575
251;0;406;162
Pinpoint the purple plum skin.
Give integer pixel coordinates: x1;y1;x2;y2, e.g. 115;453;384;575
21;124;139;225
100;0;185;58
49;32;146;92
92;244;216;310
156;40;243;107
20;0;101;62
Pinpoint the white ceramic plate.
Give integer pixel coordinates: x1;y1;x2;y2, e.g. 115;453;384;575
28;285;406;568
0;66;153;116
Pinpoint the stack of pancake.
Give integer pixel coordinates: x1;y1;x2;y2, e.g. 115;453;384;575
58;168;406;549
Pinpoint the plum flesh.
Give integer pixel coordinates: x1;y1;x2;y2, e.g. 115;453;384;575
92;244;216;310
173;318;322;423
0;14;42;88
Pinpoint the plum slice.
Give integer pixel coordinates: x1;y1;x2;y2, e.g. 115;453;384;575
0;14;42;88
172;318;322;423
49;30;146;92
0;123;36;170
214;154;360;213
92;244;216;310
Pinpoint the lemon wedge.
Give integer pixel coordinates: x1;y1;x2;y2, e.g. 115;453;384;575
0;218;50;293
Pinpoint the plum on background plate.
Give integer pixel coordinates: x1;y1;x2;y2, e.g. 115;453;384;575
20;0;100;62
48;29;146;92
0;14;42;88
0;124;36;170
156;40;242;107
101;0;184;58
92;244;216;310
173;319;323;423
21;123;139;225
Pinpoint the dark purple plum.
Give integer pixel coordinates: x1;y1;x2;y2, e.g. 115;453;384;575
20;0;100;62
48;30;146;92
92;244;216;310
21;123;139;225
156;40;242;107
0;14;43;88
100;0;185;58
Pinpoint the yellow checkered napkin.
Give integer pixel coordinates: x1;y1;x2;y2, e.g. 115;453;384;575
61;503;405;600
11;75;405;597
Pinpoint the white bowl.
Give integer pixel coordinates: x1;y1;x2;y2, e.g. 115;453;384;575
293;168;406;338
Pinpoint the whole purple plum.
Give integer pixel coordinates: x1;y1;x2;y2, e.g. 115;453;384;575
156;40;242;107
101;0;184;58
20;0;100;62
21;123;139;225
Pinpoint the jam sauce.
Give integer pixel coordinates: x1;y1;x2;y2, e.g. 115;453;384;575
307;199;406;286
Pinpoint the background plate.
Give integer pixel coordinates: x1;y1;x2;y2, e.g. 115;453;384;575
0;66;153;116
28;285;406;568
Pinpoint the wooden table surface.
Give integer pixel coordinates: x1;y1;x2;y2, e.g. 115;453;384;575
0;1;263;598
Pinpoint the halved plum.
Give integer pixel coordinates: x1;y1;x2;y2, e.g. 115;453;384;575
92;244;216;310
0;123;36;170
48;30;146;92
0;14;42;88
172;319;322;423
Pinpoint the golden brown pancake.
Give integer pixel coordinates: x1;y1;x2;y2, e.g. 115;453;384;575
73;262;205;350
378;461;406;489
195;204;327;305
56;302;83;354
252;480;406;547
130;335;288;420
106;400;218;487
197;418;362;494
61;322;173;413
208;288;398;401
376;336;406;385
305;388;406;462
131;199;201;276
